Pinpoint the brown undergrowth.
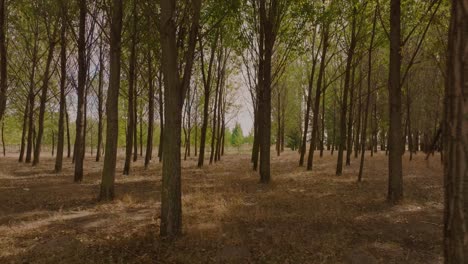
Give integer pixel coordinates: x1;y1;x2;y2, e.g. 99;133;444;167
0;150;443;263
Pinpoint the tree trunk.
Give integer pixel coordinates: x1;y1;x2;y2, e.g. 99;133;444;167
99;0;123;201
345;65;356;166
157;69;164;162
145;50;154;169
336;4;357;176
124;0;138;175
197;32;218;167
19;101;29;162
299;28;319;166
25;29;39;164
443;1;468;262
307;25;328;171
358;8;377;182
0;0;7;123
159;0;201;238
55;2;67;172
33;28;57;166
96;34;105;162
74;0;87;182
387;0;403;203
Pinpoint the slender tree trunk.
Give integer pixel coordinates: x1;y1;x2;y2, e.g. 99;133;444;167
33;29;57;166
355;67;363;158
336;5;357;176
133;87;138;162
123;0;138;175
345;64;357;166
197;32;218;167
19;102;29;162
96;34;105;162
299;28;319;166
99;0;123;201
74;0;87;182
145;50;154;169
320;77;325;157
0;0;7;122
66;105;71;158
25;29;39;164
55;3;67;172
307;25;329;171
358;9;377;182
276;89;281;156
157;69;164;162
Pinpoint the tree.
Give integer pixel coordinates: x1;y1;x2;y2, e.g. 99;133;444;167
123;0;138;176
159;0;201;237
74;0;87;183
55;0;68;172
0;0;7;123
99;0;123;201
230;123;243;150
387;0;403;203
443;0;467;262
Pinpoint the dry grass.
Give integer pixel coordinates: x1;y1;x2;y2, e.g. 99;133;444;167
0;150;443;263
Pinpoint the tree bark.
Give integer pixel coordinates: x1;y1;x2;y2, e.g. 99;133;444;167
336;4;357;176
197;32;218;167
159;0;201;238
96;34;105;162
299;28;319;166
0;0;7;122
33;27;57;166
55;2;67;172
307;25;328;171
443;1;467;262
74;0;87;182
123;0;138;175
99;0;123;201
387;0;403;203
358;8;377;182
145;50;154;169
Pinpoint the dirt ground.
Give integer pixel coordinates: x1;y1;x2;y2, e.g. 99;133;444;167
0;149;444;263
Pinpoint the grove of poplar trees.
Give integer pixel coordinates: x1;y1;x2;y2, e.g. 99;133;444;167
0;0;465;262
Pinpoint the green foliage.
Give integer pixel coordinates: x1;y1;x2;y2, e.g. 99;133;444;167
230;122;243;149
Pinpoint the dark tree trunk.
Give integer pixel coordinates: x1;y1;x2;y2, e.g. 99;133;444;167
299;28;319;166
0;0;7;122
197;32;219;167
99;0;123;201
19;101;29;162
25;30;39;164
124;0;137;175
96;34;105;162
387;0;403;203
443;1;467;262
345;65;356;166
55;2;67;172
159;0;201;238
307;25;328;171
358;9;377;182
336;5;357;176
33;28;57;166
66;105;71;158
258;0;278;183
74;0;87;182
157;69;164;162
145;50;154;169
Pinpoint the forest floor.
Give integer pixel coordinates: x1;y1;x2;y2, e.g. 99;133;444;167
0;149;444;264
